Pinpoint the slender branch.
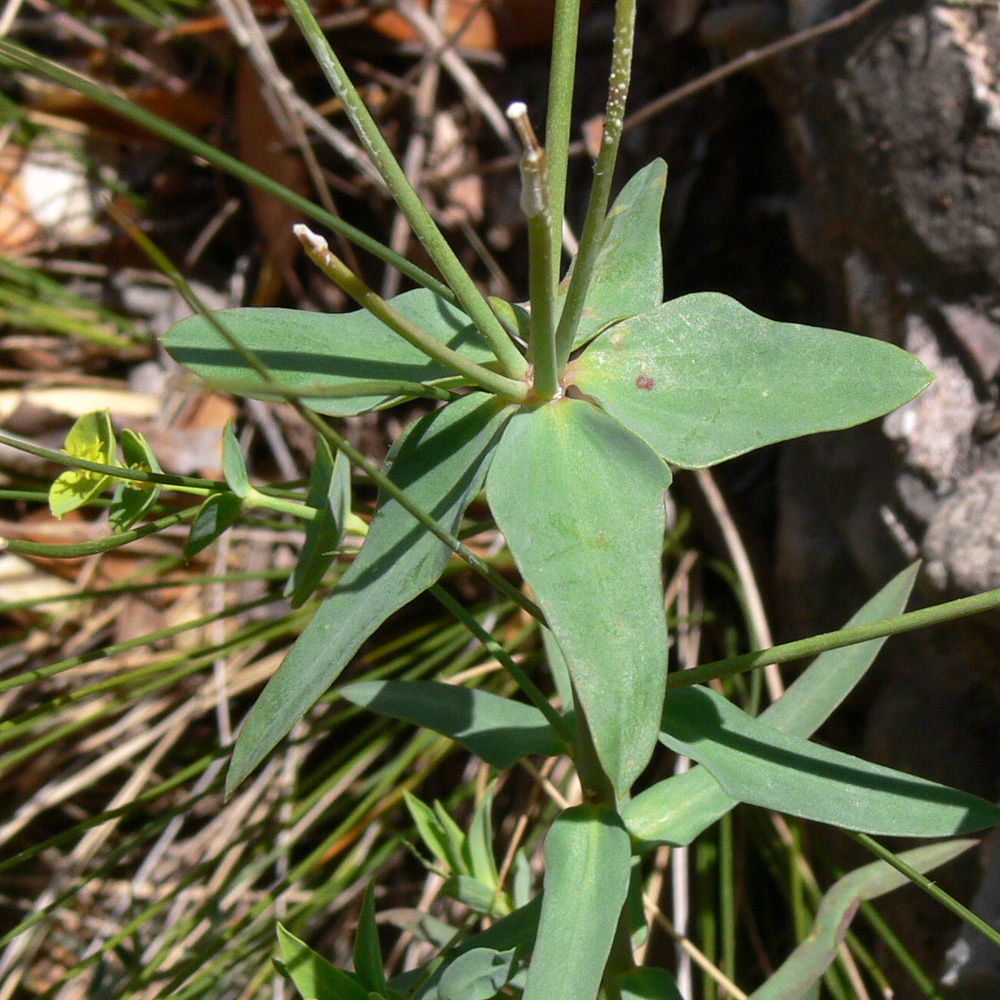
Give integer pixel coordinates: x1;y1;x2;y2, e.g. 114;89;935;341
851;833;1000;951
294;225;528;403
545;0;582;282
553;0;637;367
0;428;225;491
670;586;1000;690
431;584;573;743
1;508;197;558
280;0;528;378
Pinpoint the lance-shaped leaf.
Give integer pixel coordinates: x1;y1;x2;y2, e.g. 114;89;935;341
227;393;512;793
487;399;671;796
277;923;368;1000
522;806;631;1000
185;492;242;559
222;419;249;498
163;289;494;416
660;685;1000;837
340;680;566;769
557;159;667;350
750;839;977;1000
286;435;351;608
622;563;920;848
569;292;933;469
353;882;387;995
110;428;162;532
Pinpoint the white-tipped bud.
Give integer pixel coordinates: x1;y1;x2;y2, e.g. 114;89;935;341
293;223;329;255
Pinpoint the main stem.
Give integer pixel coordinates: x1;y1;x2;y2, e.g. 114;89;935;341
554;0;636;367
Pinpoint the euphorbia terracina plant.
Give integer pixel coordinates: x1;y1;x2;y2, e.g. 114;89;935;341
29;0;1000;995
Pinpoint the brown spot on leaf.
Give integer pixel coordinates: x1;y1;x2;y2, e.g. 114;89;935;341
636;372;654;391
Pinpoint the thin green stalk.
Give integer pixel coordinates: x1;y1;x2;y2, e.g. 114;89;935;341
1;507;198;559
279;0;528;379
0;427;224;491
199;375;457;404
545;0;582;285
851;832;1000;952
295;225;528;402
430;584;572;743
0;41;451;298
671;584;1000;690
554;0;637;367
507;103;558;399
0;569;288;615
115;215;545;625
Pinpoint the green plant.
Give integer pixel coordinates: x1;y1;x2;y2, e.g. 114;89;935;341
5;1;1000;997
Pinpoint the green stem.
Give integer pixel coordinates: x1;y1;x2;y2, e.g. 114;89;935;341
671;585;1000;690
554;0;636;368
430;584;573;743
1;507;197;559
280;0;528;379
0;428;225;491
295;225;528;403
0;41;450;299
200;376;457;404
243;485;313;521
507;102;559;400
545;0;582;286
851;833;1000;951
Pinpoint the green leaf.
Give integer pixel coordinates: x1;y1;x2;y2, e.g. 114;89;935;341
557;160;667;350
614;967;685;1000
569;292;933;468
521;805;631;1000
622;563;920;848
434;800;471;871
749;839;976;1000
394;898;541;1000
439;948;517;1000
487;399;671;795
286;436;351;608
277;923;368;1000
339;680;565;769
354;882;386;995
227;393;512;793
184;492;243;560
660;685;1000;837
110;428;163;532
222;419;249;498
403;792;456;873
162;290;494;416
512;849;532;910
466;783;500;889
443;874;502;915
49;409;118;518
